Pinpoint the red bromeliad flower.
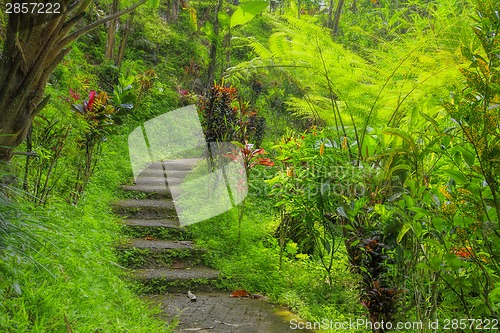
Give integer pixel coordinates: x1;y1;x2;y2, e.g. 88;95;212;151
225;141;274;172
85;90;97;111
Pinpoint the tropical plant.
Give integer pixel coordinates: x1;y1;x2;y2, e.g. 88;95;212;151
227;141;274;243
71;90;117;203
201;0;268;85
0;0;153;162
197;81;265;146
267;128;357;283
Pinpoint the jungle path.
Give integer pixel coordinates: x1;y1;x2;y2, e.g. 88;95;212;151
112;159;311;332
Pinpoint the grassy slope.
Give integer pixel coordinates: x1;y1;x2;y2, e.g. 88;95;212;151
0;5;192;332
0;134;171;332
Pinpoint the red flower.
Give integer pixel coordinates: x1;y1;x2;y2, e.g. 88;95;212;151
86;90;97;111
69;88;80;103
224;141;274;171
451;246;472;259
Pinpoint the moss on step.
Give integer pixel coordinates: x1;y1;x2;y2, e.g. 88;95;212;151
118;247;206;269
122;225;191;241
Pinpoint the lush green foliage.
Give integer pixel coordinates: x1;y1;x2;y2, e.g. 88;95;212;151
1;0;499;331
1;137;171;332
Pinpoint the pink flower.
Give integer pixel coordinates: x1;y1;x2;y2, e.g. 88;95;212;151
86;91;97;111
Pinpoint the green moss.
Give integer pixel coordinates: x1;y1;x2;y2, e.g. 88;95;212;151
117;247;206;269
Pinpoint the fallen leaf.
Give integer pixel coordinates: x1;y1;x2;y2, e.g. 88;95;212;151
230;289;250;297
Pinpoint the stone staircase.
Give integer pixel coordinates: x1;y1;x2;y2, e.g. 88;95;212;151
112;159;220;294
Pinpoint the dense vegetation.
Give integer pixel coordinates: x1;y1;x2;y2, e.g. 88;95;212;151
0;0;499;331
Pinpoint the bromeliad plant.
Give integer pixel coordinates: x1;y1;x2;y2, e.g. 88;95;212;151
71;90;117;203
226;141;274;244
197;81;265;146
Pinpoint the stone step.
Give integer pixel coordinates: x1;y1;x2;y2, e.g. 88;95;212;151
147;158;203;171
121;219;190;241
117;239;206;269
111;199;177;218
138;168;190;178
134;177;184;187
126;238;194;250
122;184;172;199
122;218;181;228
131;267;220;293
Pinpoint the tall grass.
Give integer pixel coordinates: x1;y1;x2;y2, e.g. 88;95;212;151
0;136;171;333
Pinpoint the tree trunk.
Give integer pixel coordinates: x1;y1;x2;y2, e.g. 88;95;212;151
332;0;344;36
116;12;135;67
172;0;180;21
105;0;120;59
327;0;334;28
165;0;172;22
0;0;147;162
206;0;223;88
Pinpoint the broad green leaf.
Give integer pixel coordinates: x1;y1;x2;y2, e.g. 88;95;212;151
408;207;432;216
230;1;268;29
396;223;412;244
443;169;468;184
148;0;160;7
218;11;230;29
431;217;446;233
201;21;218;44
413;222;424;238
444;253;463;269
459;146;475;167
428;256;442;270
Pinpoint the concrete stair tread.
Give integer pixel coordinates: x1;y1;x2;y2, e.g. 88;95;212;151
112;199;175;209
134;178;184;187
138;169;190;177
122;184;170;194
126;238;194;250
132;267;219;280
122;219;180;228
146;158;204;171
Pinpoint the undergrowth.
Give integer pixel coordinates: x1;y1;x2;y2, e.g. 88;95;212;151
0;136;171;333
188;189;366;332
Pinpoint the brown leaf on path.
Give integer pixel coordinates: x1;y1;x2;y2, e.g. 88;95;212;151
230;289;250;297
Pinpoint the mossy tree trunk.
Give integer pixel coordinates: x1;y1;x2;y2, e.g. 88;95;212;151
105;0;120;59
332;0;344;36
206;0;223;88
327;0;334;28
116;12;135;67
0;0;146;162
